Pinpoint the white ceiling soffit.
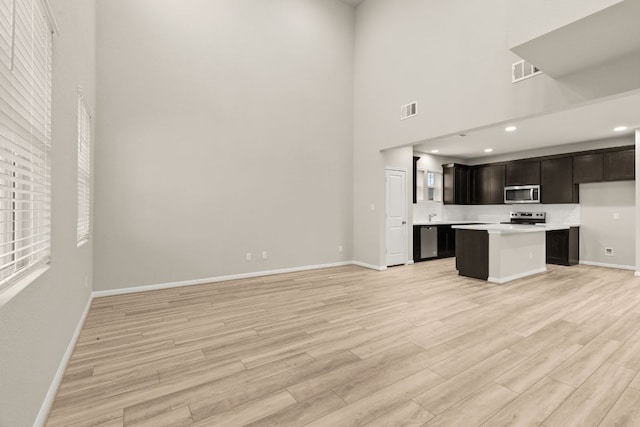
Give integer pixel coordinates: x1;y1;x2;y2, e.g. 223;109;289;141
413;90;640;160
339;0;365;7
511;0;640;78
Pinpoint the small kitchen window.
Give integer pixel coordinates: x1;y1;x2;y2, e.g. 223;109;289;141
425;171;442;202
416;170;442;202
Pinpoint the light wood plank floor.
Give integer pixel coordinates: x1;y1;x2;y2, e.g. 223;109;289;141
46;259;640;426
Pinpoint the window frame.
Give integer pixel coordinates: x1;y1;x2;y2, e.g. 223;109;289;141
76;89;91;245
0;0;56;297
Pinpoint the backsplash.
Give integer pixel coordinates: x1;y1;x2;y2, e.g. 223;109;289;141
414;202;580;225
413;201;444;222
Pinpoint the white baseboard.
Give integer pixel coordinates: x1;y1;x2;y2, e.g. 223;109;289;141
34;294;93;427
36;259;386;423
92;261;356;298
351;261;387;271
488;267;547;285
579;260;636;271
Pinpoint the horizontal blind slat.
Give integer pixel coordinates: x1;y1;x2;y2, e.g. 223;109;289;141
0;0;52;294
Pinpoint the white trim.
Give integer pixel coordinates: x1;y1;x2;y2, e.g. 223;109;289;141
406;260;415;265
34;295;92;427
92;262;355;298
488;267;547;284
635;271;640;277
385;167;408;268
35;260;387;423
352;261;387;271
579;260;636;271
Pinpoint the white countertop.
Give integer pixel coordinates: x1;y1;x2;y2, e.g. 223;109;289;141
451;223;577;234
413;221;489;226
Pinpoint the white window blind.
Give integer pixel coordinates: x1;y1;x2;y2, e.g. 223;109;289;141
0;0;52;291
77;90;90;243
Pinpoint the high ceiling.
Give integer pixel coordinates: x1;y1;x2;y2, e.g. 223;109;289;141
413;90;640;160
339;0;365;7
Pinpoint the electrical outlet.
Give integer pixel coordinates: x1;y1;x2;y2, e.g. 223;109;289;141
338;245;343;252
246;253;252;261
605;247;614;256
613;213;620;220
262;251;268;260
370;203;375;211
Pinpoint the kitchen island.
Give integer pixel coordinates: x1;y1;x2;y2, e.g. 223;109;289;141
451;224;575;284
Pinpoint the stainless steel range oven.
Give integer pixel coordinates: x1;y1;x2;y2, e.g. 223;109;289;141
503;211;546;225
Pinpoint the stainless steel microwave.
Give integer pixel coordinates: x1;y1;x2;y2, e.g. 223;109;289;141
504;185;540;204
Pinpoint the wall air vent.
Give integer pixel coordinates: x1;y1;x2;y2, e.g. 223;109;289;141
512;59;542;83
401;101;418;120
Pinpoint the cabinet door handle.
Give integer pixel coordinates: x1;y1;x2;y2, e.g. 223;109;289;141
402;221;406;224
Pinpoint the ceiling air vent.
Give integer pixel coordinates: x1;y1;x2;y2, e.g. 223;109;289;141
512;59;542;83
401;101;418;120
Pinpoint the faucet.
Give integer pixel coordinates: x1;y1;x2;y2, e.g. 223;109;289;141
428;213;437;222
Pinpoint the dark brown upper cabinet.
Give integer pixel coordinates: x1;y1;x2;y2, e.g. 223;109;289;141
505;160;540;186
573;153;604;183
413;156;419;203
604;149;635;181
442;163;469;205
541;156;578;204
472;164;505;205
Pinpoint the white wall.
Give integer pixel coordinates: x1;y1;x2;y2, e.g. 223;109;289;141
353;0;640;268
580;181;635;268
507;0;623;47
0;1;96;425
93;0;355;291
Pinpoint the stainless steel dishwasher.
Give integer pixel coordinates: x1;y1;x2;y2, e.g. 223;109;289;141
420;226;438;259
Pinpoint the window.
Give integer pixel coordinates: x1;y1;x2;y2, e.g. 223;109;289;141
425;171;441;201
0;0;53;292
416;170;424;202
77;90;91;244
416;170;442;202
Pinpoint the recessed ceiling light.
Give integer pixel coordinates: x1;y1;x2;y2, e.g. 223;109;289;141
431;149;439;154
484;148;493;153
614;126;628;132
505;126;517;132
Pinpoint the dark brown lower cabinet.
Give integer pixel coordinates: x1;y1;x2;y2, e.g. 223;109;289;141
546;227;579;266
455;229;488;280
413;224;458;262
437;225;456;258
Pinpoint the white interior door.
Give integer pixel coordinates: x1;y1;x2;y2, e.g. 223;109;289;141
386;168;407;267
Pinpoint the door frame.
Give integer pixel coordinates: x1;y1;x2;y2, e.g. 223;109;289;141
385;167;409;267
